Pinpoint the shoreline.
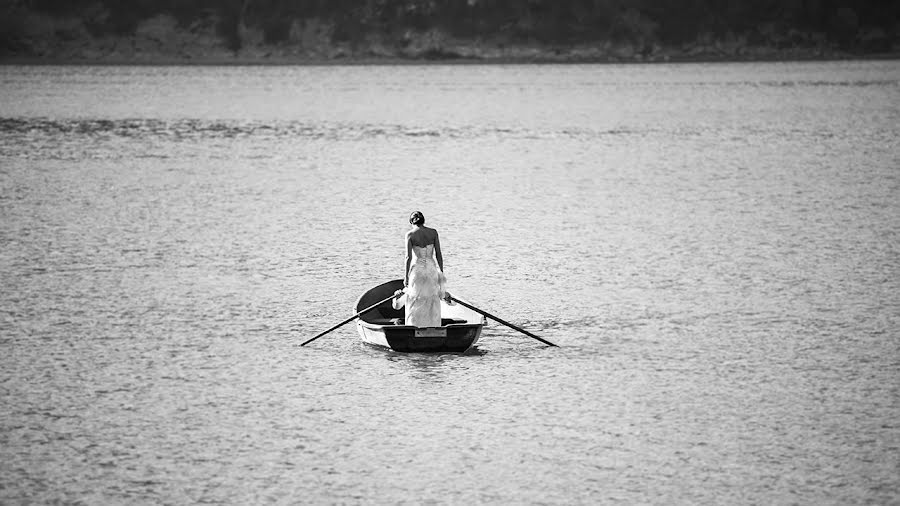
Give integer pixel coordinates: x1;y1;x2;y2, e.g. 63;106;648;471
4;6;897;68
4;51;899;66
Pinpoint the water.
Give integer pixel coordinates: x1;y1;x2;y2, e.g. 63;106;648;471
1;61;899;504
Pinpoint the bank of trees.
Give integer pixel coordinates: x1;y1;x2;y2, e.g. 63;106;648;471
5;0;899;53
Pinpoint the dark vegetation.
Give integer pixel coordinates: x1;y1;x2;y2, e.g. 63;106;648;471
2;0;898;60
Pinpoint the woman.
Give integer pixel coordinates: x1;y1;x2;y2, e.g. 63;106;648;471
393;211;448;327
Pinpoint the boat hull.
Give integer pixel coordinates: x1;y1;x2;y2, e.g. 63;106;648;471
357;321;482;352
354;279;484;353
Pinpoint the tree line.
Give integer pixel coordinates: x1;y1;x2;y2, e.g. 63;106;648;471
5;0;899;53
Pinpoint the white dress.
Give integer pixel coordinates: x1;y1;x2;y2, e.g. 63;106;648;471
395;244;446;327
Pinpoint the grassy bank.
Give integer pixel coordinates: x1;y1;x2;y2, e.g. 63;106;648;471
2;8;897;66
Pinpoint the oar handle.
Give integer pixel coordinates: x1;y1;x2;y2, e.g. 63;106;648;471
301;293;398;347
447;296;558;347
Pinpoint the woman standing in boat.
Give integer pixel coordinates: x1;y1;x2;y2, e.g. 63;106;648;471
393;211;449;327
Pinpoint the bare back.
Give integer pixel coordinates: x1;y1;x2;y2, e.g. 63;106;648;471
407;226;438;248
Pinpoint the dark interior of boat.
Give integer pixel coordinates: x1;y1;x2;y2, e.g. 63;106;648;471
357;279;405;324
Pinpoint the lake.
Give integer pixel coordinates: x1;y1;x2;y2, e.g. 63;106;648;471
1;61;898;504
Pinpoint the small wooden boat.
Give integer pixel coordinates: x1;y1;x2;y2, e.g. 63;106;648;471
355;279;485;353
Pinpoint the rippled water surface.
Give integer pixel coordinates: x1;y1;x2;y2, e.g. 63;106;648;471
1;62;899;504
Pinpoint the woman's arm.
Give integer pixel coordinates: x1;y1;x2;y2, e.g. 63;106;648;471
404;233;413;286
434;230;444;272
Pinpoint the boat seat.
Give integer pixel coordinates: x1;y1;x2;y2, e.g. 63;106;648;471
368;318;404;326
367;318;468;326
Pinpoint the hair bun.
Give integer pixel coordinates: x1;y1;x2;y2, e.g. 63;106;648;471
409;211;425;225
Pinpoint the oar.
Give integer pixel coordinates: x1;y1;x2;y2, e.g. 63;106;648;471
301;293;398;347
447;296;558;347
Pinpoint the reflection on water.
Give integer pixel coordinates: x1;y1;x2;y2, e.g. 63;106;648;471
1;61;899;504
384;350;485;381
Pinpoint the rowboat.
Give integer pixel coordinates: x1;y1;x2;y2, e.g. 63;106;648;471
355;279;485;352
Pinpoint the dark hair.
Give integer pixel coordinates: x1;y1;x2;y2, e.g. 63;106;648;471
409;211;425;226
